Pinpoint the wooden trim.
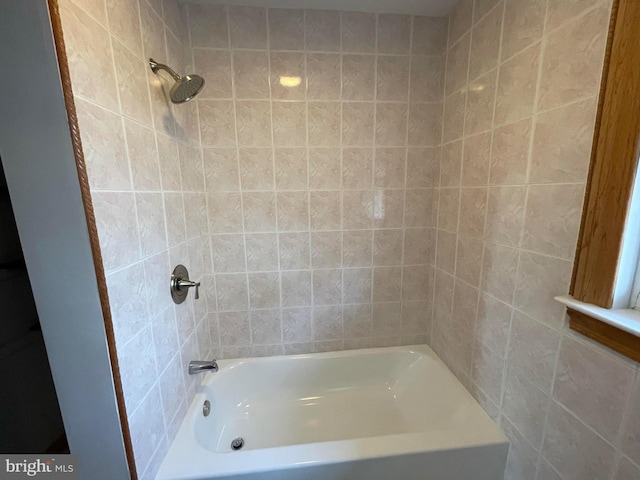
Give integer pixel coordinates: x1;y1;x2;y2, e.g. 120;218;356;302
568;309;640;363
47;1;138;478
570;0;640;307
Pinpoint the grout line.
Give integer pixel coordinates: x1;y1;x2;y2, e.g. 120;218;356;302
265;8;284;347
224;6;252;351
397;15;415;333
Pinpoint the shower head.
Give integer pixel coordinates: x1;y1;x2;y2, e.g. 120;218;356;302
149;58;205;104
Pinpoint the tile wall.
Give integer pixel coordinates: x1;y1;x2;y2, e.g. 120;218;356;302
58;0;209;477
434;1;640;479
187;5;447;357
58;1;447;477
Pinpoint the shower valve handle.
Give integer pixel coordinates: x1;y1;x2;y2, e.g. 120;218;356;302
170;265;200;304
178;279;200;300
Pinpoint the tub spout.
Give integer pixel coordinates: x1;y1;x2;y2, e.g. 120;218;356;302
188;360;219;375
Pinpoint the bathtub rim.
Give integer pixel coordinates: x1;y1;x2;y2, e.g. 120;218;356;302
156;344;508;480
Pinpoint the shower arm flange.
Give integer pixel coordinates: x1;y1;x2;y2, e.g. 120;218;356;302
149;58;181;82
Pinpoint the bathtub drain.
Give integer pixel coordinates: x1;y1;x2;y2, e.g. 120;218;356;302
231;438;244;451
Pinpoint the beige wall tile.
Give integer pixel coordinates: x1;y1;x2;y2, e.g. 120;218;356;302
501;0;545;61
92;192;141;271
307;53;341;101
343;268;373;304
343;230;373;267
249;273;281;309
469;3;503;81
436;230;457;274
409;103;443;147
448;0;474;47
465;69;497;135
309;148;341;189
542;401;615;480
485;186;526;246
313;269;343;305
310;191;341;230
239;148;273;191
211;234;246;273
538;4;610;111
228;6;267;49
412;16;447;56
342;55;376;101
245;233;278;272
242;191;277;232
481;241;519;304
279;232;311;270
270;52;306;101
193;49;232;100
372;302;402;337
76;99;131;191
445;32;471;95
311;231;342;268
513;251;572;328
459;187;487;238
377;55;410;102
236;101;272;146
554;335;635;442
203;148;239;192
375;148;406;188
233;51;270;99
530;97;597;184
522;184;584;259
188;4;228;48
274;148;308;190
495;44;540;125
281;273;312;308
61;1;119;111
410;56;445;103
277;192;309;231
341;12;376;54
443;90;466;143
373;229;403;266
490;118;532;185
343;103;375;147
207;193;243;233
199;100;236;147
268;8;304;50
374;189;406;228
113;40;152;127
308;102;341;146
405;228;433;266
462;132;491;186
305;10;340;52
343;148;374;189
272;102;307;146
377;14;411;54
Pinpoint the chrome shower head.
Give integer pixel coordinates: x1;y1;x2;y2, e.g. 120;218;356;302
149;58;205;104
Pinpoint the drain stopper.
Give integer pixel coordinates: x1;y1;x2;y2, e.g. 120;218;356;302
231;437;244;450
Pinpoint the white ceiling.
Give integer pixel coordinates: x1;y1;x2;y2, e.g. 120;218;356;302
185;0;456;17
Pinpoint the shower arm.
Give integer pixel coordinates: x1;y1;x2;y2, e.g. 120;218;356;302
149;58;181;82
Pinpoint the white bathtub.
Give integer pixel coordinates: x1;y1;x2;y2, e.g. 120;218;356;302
156;345;508;480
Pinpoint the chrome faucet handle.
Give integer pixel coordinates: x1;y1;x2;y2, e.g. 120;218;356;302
170;265;201;304
178;279;200;299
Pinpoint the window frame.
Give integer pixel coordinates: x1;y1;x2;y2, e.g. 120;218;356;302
565;0;640;362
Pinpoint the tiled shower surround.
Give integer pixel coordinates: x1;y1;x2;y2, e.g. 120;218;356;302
433;1;640;480
57;0;640;478
190;7;446;357
59;0;445;476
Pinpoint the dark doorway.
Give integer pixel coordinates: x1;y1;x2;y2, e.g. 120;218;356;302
0;157;68;453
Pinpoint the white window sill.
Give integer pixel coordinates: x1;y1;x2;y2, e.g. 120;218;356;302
555;295;640;338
